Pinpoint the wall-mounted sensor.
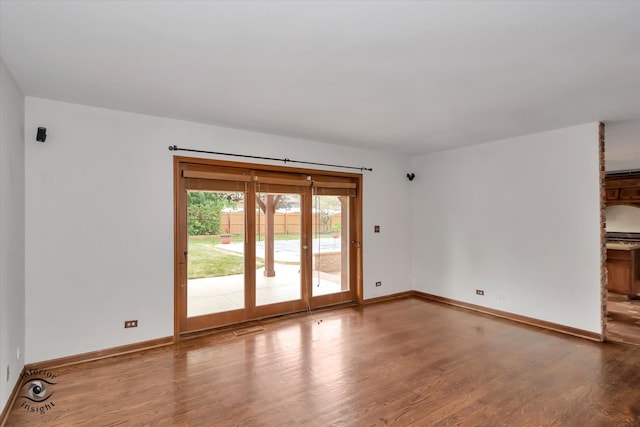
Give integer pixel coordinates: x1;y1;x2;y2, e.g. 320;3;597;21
36;127;47;142
406;173;415;181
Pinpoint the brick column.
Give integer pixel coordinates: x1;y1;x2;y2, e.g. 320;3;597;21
599;122;607;341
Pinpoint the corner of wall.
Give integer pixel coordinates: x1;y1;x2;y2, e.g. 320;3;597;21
409;123;602;332
0;57;26;413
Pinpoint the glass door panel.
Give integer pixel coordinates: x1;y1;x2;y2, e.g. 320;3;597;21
255;193;303;306
312;195;350;297
177;159;361;336
186;190;245;317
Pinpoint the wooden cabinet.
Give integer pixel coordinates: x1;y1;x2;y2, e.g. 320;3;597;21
619;187;640;202
606;171;640;208
607;246;640;297
606;171;640;296
605;188;619;200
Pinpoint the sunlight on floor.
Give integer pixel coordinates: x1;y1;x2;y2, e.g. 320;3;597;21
187;263;342;317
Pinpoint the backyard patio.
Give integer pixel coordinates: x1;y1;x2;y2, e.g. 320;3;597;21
187;238;344;317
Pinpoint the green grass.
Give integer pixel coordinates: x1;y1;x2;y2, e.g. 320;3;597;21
188;237;265;279
188;233;302;279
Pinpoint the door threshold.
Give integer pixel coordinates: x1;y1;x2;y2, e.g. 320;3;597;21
179;301;358;341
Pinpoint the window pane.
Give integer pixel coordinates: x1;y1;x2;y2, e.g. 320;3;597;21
255;192;302;306
187;190;245;317
312;195;349;296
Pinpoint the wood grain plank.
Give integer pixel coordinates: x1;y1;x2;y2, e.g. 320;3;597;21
5;298;640;426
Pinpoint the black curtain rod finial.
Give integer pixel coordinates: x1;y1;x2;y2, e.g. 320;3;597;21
168;145;178;151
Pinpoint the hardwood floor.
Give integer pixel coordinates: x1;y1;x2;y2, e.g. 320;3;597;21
6;298;640;426
607;292;640;346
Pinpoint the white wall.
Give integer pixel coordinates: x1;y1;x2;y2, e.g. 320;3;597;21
0;58;26;410
411;123;602;332
606;120;640;172
20;97;614;362
24;97;412;363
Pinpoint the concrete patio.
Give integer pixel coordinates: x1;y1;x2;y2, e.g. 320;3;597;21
187;238;344;317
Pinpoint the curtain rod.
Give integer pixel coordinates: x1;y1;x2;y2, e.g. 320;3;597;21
168;145;373;172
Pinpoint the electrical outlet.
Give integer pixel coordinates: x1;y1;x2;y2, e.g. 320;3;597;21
476;289;484;296
497;293;505;301
124;320;138;328
375;281;382;287
17;346;21;361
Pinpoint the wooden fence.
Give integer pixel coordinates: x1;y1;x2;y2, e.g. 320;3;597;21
220;211;341;235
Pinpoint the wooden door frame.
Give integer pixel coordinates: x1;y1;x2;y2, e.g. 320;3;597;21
173;156;364;341
309;192;361;308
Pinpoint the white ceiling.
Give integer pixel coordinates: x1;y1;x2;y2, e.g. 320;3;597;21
1;0;639;155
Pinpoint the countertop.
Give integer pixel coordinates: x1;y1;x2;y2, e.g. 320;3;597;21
606;242;640;251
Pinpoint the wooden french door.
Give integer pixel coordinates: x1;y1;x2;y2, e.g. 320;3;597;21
174;157;362;335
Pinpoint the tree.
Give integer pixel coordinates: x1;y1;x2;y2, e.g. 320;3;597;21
314;196;341;232
187;192;236;236
275;194;297;211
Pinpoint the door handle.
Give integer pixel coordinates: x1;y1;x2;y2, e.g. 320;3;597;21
181;251;188;287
